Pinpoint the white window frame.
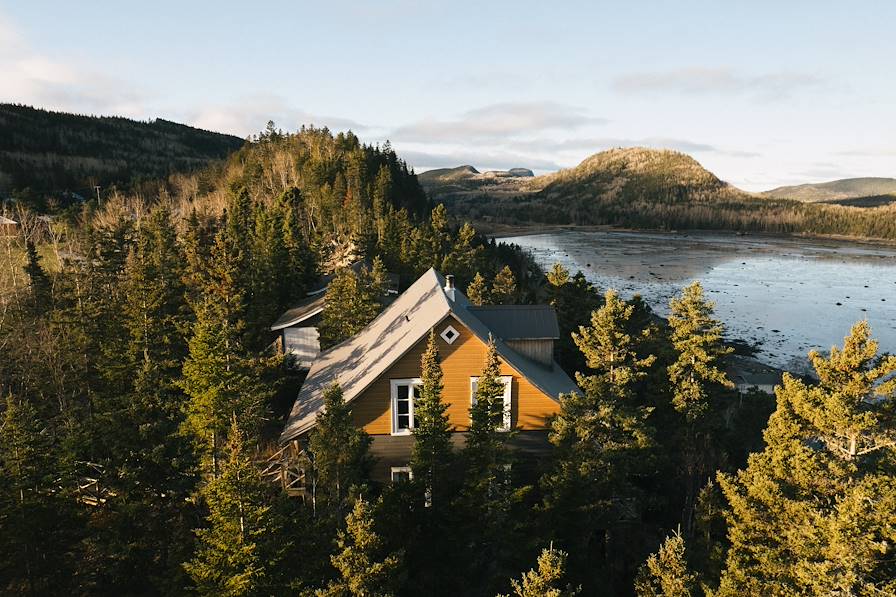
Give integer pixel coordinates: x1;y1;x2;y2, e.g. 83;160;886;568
391;378;422;436
440;324;460;345
390;466;413;483
470;375;513;432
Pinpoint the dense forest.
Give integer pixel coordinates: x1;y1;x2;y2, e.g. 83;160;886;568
0;104;245;209
1;127;895;596
425;148;896;240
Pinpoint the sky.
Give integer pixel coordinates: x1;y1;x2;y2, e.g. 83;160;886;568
2;0;895;191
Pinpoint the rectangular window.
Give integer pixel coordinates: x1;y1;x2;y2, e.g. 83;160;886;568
391;378;422;435
470;376;513;432
390;466;413;483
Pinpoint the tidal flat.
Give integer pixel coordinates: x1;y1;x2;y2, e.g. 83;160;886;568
498;229;896;374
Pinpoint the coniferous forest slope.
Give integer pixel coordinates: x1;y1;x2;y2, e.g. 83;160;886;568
423;147;896;240
2;118;896;596
0;104;245;207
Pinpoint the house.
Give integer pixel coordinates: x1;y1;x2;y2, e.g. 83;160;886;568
270;261;400;370
0;215;18;236
279;268;578;484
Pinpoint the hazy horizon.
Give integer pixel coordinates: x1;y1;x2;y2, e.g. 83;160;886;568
3;1;894;192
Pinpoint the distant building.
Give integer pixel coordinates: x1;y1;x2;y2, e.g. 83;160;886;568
0;215;18;236
269;261;399;370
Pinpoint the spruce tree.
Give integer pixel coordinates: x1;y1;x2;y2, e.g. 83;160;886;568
308;384;373;523
467;272;490;306
181;231;272;475
667;282;733;421
461;336;519;591
22;240;51;314
319;265;384;350
411;330;453;502
573;289;656;398
490;265;517;305
715;322;896;596
318;498;405;597
501;546;580;597
634;532;697;597
185;418;289;596
440;222;482;286
542;289;657;591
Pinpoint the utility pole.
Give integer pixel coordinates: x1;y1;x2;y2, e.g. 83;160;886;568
94;185;102;206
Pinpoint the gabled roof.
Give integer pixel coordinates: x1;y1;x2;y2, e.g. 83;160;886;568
280;268;577;443
270;294;325;331
468;305;560;340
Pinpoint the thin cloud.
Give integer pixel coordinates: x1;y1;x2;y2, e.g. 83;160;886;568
513;136;760;158
0;13;148;117
613;67;824;99
392;101;607;143
187;95;368;138
398;148;562;172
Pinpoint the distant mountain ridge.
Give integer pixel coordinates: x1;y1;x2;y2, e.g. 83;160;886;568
0;104;245;204
422;146;896;240
762;177;896;202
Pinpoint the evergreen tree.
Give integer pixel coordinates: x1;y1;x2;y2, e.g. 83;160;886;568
501;546;580;597
666;282;734;533
634;532;697;597
308;384;373;523
318;498;405;597
667;282;733;421
461;336;519;592
573;289;656;398
185;418;290;596
319;264;384;350
490;265;517;305
715;322;896;596
440;222;482;286
467;272;490;306
545;267;601;375
542;290;657;592
410;330;453;502
22;240;51;314
181;231;272;475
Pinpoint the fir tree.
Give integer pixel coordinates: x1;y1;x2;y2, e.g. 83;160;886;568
501;546;580;597
185;418;289;596
634;531;697;597
573;289;656;398
440;222;482;286
715;322;896;596
667;282;733;421
181;231;273;475
490;265;517;305
318;498;405;597
308;384;372;522
22;240;51;314
319;265;384;350
466;272;490;306
410;330;453;502
462;336;519;593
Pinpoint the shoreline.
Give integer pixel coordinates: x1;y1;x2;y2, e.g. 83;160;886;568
483;222;896;248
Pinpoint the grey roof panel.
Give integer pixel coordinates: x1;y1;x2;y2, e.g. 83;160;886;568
270;294;326;330
468;305;560;340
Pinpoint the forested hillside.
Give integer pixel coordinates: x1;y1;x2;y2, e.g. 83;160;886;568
2;127;895;596
0;104;245;208
426;148;896;240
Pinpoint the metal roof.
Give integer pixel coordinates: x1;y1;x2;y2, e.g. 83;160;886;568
270;294;325;330
0;216;17;225
468;305;560;340
279;268;577;443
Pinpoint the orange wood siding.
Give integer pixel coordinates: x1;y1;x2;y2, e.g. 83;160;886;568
351;315;561;435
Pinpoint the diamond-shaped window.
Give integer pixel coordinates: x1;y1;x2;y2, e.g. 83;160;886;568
440;325;459;345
